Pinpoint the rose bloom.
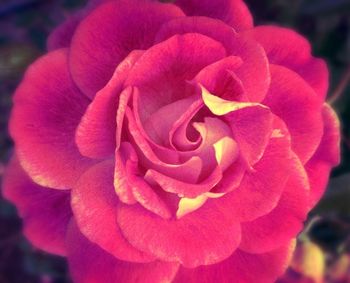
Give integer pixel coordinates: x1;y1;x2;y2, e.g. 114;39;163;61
3;0;340;282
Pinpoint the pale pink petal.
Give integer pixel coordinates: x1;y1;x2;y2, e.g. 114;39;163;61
143;96;199;146
125;107;203;183
3;156;71;256
10;49;95;189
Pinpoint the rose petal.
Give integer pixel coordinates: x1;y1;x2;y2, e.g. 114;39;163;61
71;159;154;262
174;0;253;31
155;17;270;102
173;241;296;283
47;0;113;50
143;96;199;146
263;64;323;164
215;116;293;222
3;156;71;256
145;165;222;199
244;26;329;99
239;155;310;253
118;142;173;219
201;88;273;166
195;56;246;101
66;220;179;283
117;199;241;268
225;104;273;166
189;117;236;176
305;104;341;206
125;107;203;184
211;157;247;194
70;0;184;98
47;13;83;51
125;33;226;122
76;50;143;159
168;97;204;151
10;49;95;189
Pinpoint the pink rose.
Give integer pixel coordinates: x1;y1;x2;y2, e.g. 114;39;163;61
3;0;340;282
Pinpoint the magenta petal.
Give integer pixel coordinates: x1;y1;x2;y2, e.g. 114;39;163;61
174;0;253;31
70;0;184;98
145;165;222;199
117;142;173;219
71;159;154;262
117;200;241;268
173;242;295;283
195;56;246;101
47;0;112;51
3;156;71;256
76;50;143;159
10;49;95;189
212;157;247;194
263;64;323;164
66;220;179;283
47;13;83;51
305;104;341;206
225;105;273;166
126;33;226;122
155;17;270;102
244;26;329;99
239;155;310;253
216;116;293;222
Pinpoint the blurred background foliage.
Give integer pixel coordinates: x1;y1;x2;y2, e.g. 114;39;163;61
0;0;349;282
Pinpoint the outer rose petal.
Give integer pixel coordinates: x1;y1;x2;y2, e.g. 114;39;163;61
243;26;329;99
126;33;226;122
239;155;310;254
263;65;323;164
3;156;71;256
155;17;270;102
173;241;296;283
10;49;95;189
306;104;341;206
76;50;144;159
215;116;293;222
66;220;179;283
175;0;253;32
71;160;154;262
70;0;184;98
117;199;241;268
47;13;83;50
47;0;112;50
